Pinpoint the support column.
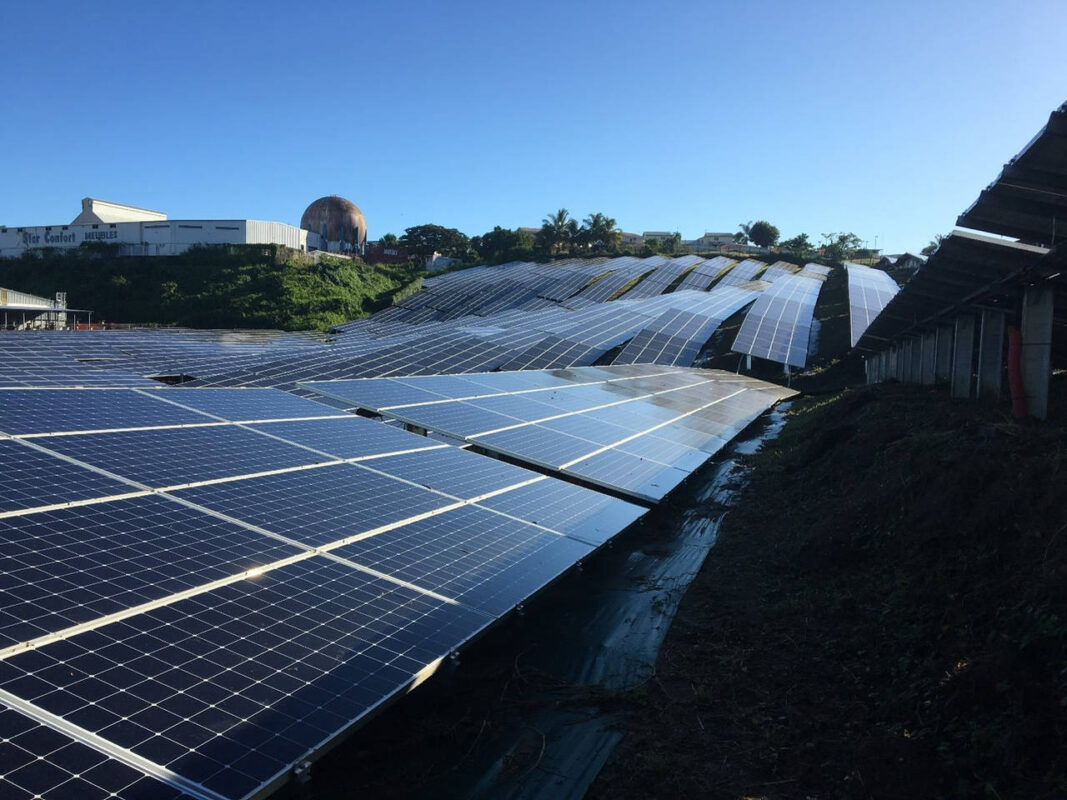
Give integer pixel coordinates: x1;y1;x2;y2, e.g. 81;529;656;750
934;324;953;382
892;346;902;382
951;314;976;400
977;310;1006;399
1021;286;1054;420
920;331;937;385
908;337;923;383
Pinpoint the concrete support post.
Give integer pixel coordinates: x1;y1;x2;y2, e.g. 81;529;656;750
908;337;923;383
977;310;1006;400
1021;286;1054;420
920;331;937;385
951;314;976;400
935;324;953;382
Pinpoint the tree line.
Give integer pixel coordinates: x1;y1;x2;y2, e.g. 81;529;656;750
378;213;874;268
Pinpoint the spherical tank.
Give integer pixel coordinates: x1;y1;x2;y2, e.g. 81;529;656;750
299;195;367;247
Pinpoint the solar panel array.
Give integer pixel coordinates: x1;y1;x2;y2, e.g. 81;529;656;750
567;260;655;304
0;255;786;394
799;263;831;278
620;256;704;300
612;285;761;366
0;249;817;797
731;272;825;368
305;365;796;503
713;258;766;287
0;386;647;799
758;261;801;283
845;263;900;346
676;256;737;291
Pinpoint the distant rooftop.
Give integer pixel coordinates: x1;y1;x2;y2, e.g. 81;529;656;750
71;197;167;225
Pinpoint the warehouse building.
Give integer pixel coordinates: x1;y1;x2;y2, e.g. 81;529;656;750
0;195;367;258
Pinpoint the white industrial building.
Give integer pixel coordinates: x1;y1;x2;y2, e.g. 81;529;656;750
0;198;337;258
0;286;70;330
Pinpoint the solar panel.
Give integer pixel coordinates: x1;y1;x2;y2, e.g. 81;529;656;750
154;388;343;421
246;416;448;460
0;496;302;648
713;258;765;287
612;286;761;367
0;385;648;798
846;263;900;347
676;256;736;291
37;426;335;488
172;463;460;548
0;439;134;513
0;557;491;799
0;389;211;435
329;505;591;617
0;706;193;800
473;479;643;546
759;261;801;283
305;366;796;502
731;273;824;368
799;263;831;278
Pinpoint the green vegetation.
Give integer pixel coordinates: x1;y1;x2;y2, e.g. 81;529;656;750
398;224;470;261
0;244;423;330
470;226;536;265
736;219;780;248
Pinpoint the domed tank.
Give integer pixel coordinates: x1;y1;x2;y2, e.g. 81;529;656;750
299;195;367;249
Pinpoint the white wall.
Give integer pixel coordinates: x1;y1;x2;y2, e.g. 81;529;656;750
0;220;314;258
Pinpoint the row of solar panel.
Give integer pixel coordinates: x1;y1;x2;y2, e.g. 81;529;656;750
306;365;796;503
731;272;825;368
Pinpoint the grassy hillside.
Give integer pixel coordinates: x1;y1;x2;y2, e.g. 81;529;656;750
0;244;423;330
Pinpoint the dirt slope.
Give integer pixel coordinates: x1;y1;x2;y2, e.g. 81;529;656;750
590;381;1066;799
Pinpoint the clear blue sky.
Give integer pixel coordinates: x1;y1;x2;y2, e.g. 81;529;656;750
3;0;1065;254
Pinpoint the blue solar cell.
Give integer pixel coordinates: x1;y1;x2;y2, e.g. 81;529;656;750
0;389;211;435
0;496;301;648
386;401;520;438
0;706;193;800
476;425;600;467
156;389;341;421
248;416;445;460
566;449;691;502
0;558;490;799
475;481;646;546
0;440;133;513
360;447;539;499
332;505;591;617
37;426;333;488
173;463;457;547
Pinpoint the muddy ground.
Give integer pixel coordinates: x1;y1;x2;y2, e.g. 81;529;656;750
590;379;1067;800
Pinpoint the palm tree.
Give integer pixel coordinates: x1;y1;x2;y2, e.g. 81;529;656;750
580;212;620;253
540;208;574;256
735;221;753;245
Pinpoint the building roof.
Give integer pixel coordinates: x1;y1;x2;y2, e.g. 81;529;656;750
71;197;167;224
